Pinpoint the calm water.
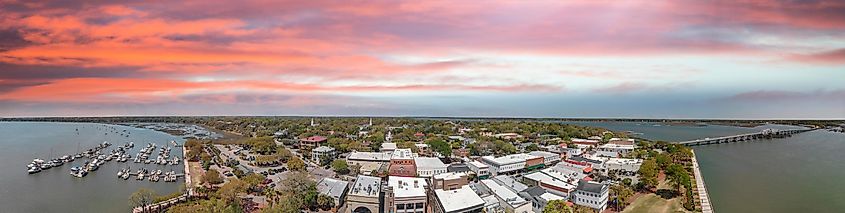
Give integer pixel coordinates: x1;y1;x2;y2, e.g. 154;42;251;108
0;122;184;213
564;121;845;213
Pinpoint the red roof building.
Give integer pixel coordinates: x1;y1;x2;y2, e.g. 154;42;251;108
300;136;328;150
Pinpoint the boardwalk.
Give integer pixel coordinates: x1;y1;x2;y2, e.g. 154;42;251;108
691;150;713;213
132;193;190;213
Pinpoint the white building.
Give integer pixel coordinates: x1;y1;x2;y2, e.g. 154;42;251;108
381;142;398;153
574;180;609;212
347;151;391;174
346;175;382;213
386;176;429;213
415;157;448;177
528;151;561;165
596;143;635;158
468;161;491;179
317;177;349;208
479;179;533;213
481;153;539;175
311;146;336;165
432;185;485;213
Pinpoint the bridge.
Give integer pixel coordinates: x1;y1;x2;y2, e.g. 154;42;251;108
677;128;814;146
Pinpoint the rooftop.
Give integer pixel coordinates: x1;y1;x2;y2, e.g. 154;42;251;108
348;151;391;161
317;178;349;199
482;153;539;166
349;175;382;197
302;136;328;142
576;180;607;194
469;161;489;168
381;143;397;150
433;172;466;181
415;157;447;169
392;148;415;160
435;186;485;212
313;146;335;152
493;175;528;192
528;151;559;158
523;172;576;191
388;176;428;198
447;163;470;173
598;143;635;150
480;179;527;206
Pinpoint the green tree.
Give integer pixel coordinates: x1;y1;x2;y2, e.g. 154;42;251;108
217;179;247;205
287;157;306;171
426;138;452;157
543;200;573;213
610;184;634;211
637;159;658;190
203;169;224;185
316;194;335;210
331;159;349;174
129;187;157;213
242;172;266;191
525;143;540;151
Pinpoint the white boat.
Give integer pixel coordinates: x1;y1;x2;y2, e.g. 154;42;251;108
28;167;41;174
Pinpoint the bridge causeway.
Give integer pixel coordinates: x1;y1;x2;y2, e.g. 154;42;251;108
676;128;814;146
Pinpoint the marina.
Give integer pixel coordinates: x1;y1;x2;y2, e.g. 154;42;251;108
0;122;186;213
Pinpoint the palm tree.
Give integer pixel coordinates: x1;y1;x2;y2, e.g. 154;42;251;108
609;184;634;211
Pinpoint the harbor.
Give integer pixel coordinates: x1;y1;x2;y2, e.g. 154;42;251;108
0;122;186;212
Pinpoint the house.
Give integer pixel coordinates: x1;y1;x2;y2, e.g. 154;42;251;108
389;149;417;177
317;177;349;210
415;157;448;177
493;133;522;140
385;176;429;213
432;172;469;190
479;179;533;213
347;151;391;174
345;175;382;213
468;161;491;179
432;185;485;213
300;136;328;150
447;163;471;175
312;146;337;165
573;180;609;212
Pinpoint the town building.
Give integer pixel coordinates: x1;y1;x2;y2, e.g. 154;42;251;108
317;177;349;210
519;187;566;213
385;176;429;213
415;157;448;177
528;151;561;165
569;138;599;147
381;143;398;153
595;142;635;158
300;135;328;150
481;154;544;175
347;151;391;174
468;161;490;179
432;185;485;213
479;179;533;213
346;175;383;213
389;149;417;177
573;180;608;212
431;172;469;190
493;133;522;140
312;146;337;165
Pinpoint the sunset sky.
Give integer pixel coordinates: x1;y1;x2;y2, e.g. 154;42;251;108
1;0;843;118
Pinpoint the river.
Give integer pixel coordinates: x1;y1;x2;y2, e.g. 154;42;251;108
0;122;185;213
563;121;845;213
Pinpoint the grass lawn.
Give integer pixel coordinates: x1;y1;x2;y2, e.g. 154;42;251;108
621;171;696;213
621;194;691;213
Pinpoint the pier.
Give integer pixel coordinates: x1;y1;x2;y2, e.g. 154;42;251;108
676;128;813;146
132;193;191;213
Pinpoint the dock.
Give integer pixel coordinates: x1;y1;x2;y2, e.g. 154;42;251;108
691;150;713;213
